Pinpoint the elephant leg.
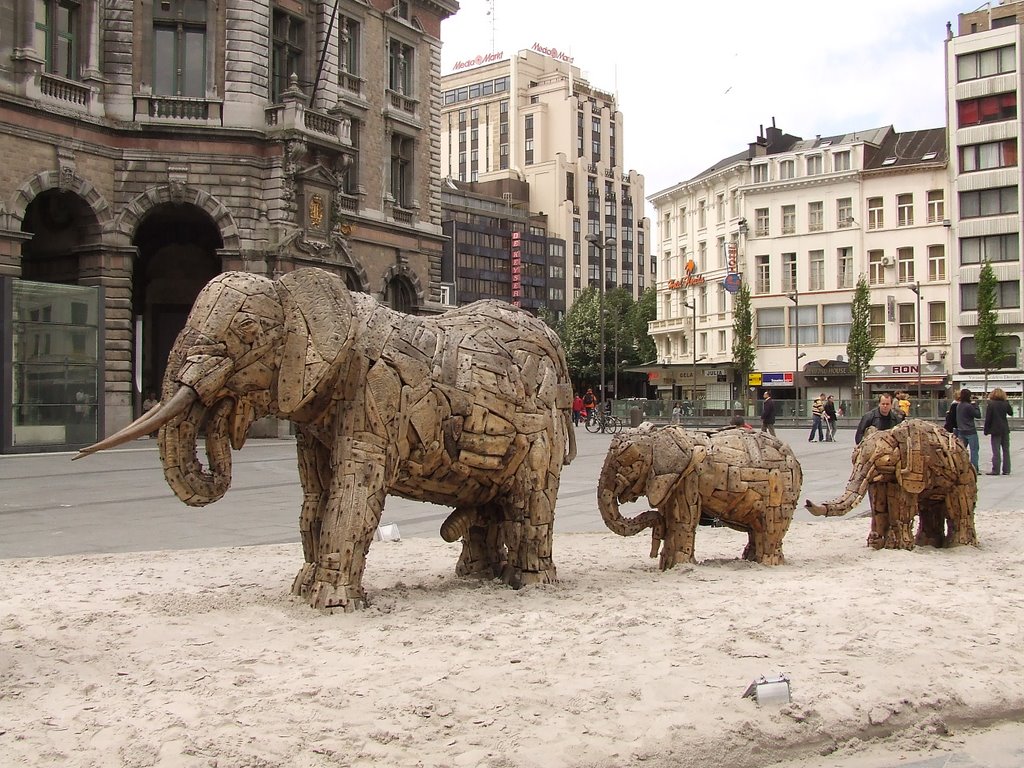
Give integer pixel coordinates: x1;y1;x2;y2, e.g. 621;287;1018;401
454;503;507;579
914;498;945;548
882;485;916;550
500;439;558;588
658;477;699;570
304;438;387;611
866;486;888;550
292;430;329;596
944;486;979;547
745;505;789;566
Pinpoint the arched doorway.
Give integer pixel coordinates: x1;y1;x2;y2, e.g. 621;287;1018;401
20;189;99;283
132;203;223;404
385;275;416;313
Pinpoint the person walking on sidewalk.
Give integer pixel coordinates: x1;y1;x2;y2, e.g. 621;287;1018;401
572;393;584;427
808;393;825;442
956;388;982;473
984;387;1013;476
760;391;777;437
823;394;838;441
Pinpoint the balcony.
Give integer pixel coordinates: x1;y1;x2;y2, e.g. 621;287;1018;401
265;97;352;148
134;94;224;124
385;88;418;116
40;73;91;108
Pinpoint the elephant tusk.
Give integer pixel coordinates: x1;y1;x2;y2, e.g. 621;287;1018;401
73;387;199;460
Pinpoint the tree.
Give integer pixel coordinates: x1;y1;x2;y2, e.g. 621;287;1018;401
731;282;755;414
974;260;1005;394
630;286;657;369
846;275;877;400
561;287;601;393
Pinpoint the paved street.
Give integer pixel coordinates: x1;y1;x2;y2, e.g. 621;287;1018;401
2;425;1022;559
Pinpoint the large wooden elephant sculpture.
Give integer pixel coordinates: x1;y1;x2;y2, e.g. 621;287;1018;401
804;418;977;550
598;424;803;569
78;268;576;610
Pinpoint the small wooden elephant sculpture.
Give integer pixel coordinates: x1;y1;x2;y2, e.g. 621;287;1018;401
598;424;803;569
805;418;978;550
78;268;577;610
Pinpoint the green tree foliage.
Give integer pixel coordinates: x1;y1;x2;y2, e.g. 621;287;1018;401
731;283;755;410
561;287;601;392
630;287;657;368
846;275;877;398
975;260;1005;393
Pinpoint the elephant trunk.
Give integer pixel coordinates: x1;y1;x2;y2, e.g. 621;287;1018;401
158;386;234;507
804;454;872;517
598;443;661;537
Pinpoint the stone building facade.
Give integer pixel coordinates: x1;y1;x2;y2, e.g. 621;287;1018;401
0;0;458;449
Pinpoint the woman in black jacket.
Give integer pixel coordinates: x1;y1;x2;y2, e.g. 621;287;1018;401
984;387;1014;476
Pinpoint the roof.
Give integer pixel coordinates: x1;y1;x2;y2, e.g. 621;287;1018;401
862;127;947;170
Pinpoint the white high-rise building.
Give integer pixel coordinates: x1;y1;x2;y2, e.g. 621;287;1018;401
440;47;652;315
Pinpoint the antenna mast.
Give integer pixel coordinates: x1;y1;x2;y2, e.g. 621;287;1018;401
487;0;496;52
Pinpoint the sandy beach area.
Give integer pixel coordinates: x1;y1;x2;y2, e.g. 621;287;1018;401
2;508;1023;767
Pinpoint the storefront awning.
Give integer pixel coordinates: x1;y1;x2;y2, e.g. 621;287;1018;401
959;380;1024;393
863;377;947;386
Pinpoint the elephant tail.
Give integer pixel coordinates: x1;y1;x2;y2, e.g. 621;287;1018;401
564;409;577;465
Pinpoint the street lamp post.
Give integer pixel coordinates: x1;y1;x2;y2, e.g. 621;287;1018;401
683;299;696;406
584;233;615;419
909;280;922;409
787;290;800;411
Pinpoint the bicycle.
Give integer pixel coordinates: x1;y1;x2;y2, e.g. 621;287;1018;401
584;410;622;434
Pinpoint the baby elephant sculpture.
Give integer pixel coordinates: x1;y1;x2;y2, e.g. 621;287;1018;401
78;268;576;610
805;419;977;550
598;424;803;569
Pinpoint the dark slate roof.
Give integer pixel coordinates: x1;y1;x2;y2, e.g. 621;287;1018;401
685;148;752;184
862;127;947;170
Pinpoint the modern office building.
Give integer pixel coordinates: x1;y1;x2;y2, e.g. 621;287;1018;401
0;0;458;453
439;46;653;317
648;123;952;411
945;2;1024;395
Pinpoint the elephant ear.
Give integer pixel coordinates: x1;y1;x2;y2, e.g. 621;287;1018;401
276;269;355;416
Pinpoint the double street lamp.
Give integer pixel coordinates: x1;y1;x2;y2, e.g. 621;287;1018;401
683;298;697;403
909;280;923;406
584;233;615;414
787;289;800;408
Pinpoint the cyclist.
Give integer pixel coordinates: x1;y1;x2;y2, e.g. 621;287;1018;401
581;388;597;420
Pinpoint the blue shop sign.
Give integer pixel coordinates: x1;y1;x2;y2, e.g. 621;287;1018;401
761;372;794;387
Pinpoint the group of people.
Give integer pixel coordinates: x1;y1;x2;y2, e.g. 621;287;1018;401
943;388;1013;475
808;393;839;442
571;389;598;426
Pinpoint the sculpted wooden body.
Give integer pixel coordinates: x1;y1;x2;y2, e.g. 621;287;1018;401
805;419;978;550
78;268;576;610
598;425;803;569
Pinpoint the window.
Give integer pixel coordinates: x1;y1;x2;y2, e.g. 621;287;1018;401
717;283;727;319
960;335;1021;369
833;151;851;172
897;247;914;284
781;252;796;293
960;139;1017;171
957;45;1016;81
929;302;947;343
272;8;305;102
716;193;725;222
898;303;916;343
867;197;883;230
960;234;1019;264
757;307;784;345
897;193;914;226
154;0;208;97
718;329;727;352
806;155;822;175
961;281;1021;310
338;15;360;81
837;197;853;228
716;236;726;269
35;0;79;79
927;190;944;223
781;204;795;234
662;212;671;239
808;201;823;232
698;240;707;266
779;159;795;179
928;245;946;282
755;208;769;237
755;254;770;294
868;250;885;285
869;305;886;343
789;305;817;344
698;199;706;229
389;38;414;95
809;250;824;291
679;207;687;235
837;247;853;288
957;93;1016;127
753;164;768;183
823;304;852;343
390;133;414;207
959;187;1018;218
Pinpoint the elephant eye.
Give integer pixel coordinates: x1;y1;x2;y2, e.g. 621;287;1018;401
234;316;261;344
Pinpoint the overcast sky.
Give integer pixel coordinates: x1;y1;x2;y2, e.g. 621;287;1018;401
440;0;970;219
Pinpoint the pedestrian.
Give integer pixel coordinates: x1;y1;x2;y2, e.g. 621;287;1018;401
142;390;160;438
956;388;982;473
854;393;905;444
760;390;777;437
808;393;825;442
823;394;838;441
944;389;960;437
671;402;682;424
572;392;584;427
582;388;597;420
983;387;1013;476
896;391;911;417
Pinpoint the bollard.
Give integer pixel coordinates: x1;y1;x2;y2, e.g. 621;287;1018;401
629;406;642;427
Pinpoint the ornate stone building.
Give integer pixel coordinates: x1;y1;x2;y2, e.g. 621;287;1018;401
0;0;458;450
